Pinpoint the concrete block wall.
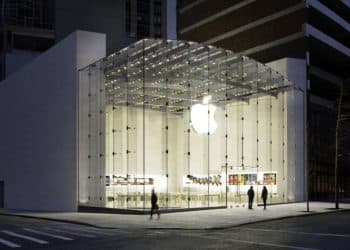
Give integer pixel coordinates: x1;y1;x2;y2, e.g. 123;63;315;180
0;30;105;211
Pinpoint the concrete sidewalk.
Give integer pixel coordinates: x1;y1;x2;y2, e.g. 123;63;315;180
1;202;349;230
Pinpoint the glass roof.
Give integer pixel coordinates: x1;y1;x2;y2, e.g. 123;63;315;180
81;39;294;113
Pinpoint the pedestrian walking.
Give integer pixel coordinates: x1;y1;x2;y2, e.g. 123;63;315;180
150;189;160;219
261;186;268;210
247;186;255;209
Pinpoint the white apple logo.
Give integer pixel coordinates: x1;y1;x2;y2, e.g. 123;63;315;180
190;95;218;134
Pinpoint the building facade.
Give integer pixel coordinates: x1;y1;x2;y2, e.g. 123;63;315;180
0;0;175;80
0;31;106;211
0;32;305;211
177;0;350;201
0;0;55;80
55;0;174;54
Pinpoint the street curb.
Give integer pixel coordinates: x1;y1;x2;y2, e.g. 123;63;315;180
205;208;350;231
146;208;350;231
1;208;349;231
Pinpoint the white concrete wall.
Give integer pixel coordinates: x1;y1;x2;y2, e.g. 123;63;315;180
267;58;306;202
0;30;105;211
6;49;41;77
267;58;307;91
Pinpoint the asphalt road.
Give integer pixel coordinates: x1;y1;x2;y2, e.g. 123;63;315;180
0;211;350;249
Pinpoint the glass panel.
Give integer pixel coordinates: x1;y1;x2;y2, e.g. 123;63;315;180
143;39;168;210
188;44;209;208
272;92;285;203
226;55;244;207
88;66;98;207
165;41;191;208
87;64;105;207
208;48;227;207
104;49;129;209
257;94;273;204
78;68;90;207
242;58;259;207
126;42;141;209
80;38;299;211
98;61;107;208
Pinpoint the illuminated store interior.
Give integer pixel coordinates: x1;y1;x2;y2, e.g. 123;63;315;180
78;39;304;210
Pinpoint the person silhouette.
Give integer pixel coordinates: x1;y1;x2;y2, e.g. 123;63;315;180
247;186;255;209
150;189;160;219
261;186;268;210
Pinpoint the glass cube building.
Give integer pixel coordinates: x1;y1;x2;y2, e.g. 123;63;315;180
78;39;305;211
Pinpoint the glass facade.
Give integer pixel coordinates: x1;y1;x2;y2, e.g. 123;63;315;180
79;39;304;211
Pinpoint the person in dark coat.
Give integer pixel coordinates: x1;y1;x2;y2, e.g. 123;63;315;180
261;186;268;210
150;189;160;219
247;186;255;209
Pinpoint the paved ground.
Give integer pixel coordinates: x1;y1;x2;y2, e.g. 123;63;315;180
1;202;349;229
1;208;350;249
137;212;350;250
0;214;132;249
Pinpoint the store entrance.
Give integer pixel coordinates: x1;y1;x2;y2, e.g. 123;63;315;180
0;181;4;208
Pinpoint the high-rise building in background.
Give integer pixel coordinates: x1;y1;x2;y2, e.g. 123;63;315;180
55;0;173;54
0;0;175;80
177;0;350;201
0;0;55;79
